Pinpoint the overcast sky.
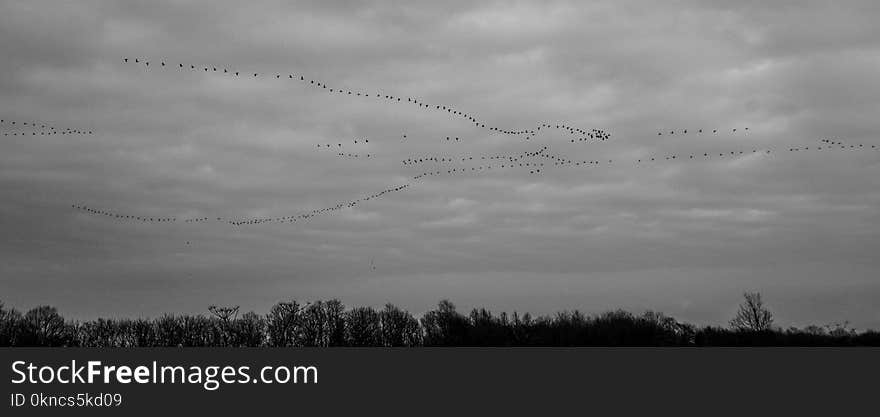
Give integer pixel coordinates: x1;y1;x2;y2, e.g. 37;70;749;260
1;0;879;328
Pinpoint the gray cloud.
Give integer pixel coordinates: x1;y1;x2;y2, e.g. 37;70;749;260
1;0;879;328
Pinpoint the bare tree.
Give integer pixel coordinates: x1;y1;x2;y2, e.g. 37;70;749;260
208;305;240;322
23;306;71;346
324;299;347;346
232;312;266;346
345;306;381;346
0;302;23;346
825;321;856;338
379;304;422;347
729;292;774;331
208;305;240;346
421;300;469;346
266;301;302;347
300;301;329;346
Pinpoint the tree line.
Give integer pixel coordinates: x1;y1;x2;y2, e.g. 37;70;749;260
1;293;878;346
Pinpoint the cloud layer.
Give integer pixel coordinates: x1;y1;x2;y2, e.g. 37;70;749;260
1;0;879;327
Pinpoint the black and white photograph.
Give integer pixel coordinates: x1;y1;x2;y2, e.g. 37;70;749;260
1;0;878;413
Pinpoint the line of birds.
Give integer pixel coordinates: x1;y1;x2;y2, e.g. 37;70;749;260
70;136;878;227
3;131;93;136
227;183;412;225
538;124;610;142
313;139;376;158
336;153;373;158
409;153;600;175
72;206;227;224
633;140;877;164
409;145;552;176
71;181;413;226
410;140;880;178
123;56;609;145
72;205;176;222
637;150;768;163
315;142;374;158
657;128;748;135
70;146;551;226
316;138;370;148
1;118;93;135
396;129;609;146
402;145;549;166
820;138;851;147
413;162;546;178
185;217;219;223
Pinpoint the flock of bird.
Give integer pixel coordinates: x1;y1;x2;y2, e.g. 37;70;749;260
73;182;413;226
71;205;176;223
335;153;373;159
55;57;880;228
316;138;370;148
657;128;748;135
633;138;877;165
402;145;550;166
228;183;412;226
1;118;93;136
410;146;551;177
69;131;879;227
121;56;611;145
315;139;375;159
